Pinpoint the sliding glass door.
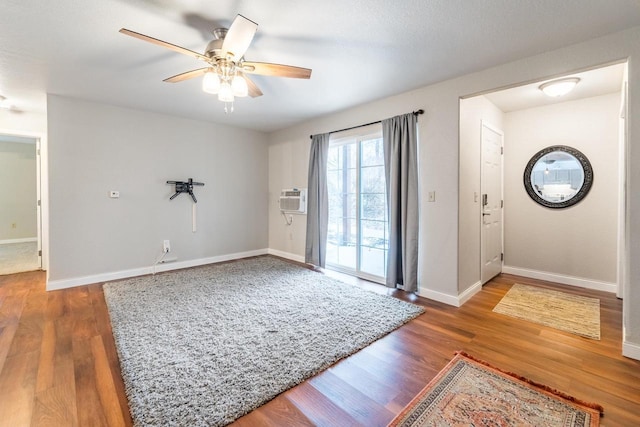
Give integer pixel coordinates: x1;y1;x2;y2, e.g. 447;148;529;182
326;126;388;282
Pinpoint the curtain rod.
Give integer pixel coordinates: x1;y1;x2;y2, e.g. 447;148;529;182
309;109;424;139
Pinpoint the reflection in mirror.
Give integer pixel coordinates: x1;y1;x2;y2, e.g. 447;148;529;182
523;145;593;209
530;151;584;202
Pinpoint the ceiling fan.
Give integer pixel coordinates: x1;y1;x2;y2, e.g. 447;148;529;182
120;14;312;112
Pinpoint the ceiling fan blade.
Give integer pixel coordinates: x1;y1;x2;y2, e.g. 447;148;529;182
241;73;263;98
221;15;258;60
242;61;312;79
119;28;209;62
164;68;209;83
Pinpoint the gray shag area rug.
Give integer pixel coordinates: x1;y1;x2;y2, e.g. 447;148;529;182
103;256;424;426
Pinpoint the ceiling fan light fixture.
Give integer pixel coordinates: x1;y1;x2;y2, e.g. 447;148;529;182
539;77;580;97
202;71;220;94
120;14;311;114
231;75;248;97
218;81;234;103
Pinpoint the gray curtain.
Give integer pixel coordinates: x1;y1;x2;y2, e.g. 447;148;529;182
382;113;419;292
305;133;330;267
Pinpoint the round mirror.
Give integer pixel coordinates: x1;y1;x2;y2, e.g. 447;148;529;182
523;145;593;209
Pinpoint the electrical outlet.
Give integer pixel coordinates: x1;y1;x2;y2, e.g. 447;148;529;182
109;190;120;198
163;240;171;253
11;223;16;229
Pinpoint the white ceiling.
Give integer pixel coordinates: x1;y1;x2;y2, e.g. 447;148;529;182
483;62;626;112
1;0;639;132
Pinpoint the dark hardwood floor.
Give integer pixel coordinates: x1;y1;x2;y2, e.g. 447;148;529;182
1;258;639;426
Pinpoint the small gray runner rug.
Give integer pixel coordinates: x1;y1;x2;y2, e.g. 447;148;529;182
103;256;424;426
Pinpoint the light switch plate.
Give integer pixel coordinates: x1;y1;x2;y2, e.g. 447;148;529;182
428;191;436;202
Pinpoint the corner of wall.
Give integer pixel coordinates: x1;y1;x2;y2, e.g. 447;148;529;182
418;280;481;307
622;338;640;361
267;248;305;263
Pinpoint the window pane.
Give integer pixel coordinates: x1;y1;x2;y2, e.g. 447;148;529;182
346;141;357;169
337;245;356;269
328;146;340;171
361;138;384;167
326;217;339;265
327;170;340;196
327;130;387;279
360;247;386;277
347;168;357;194
360;219;387;249
338;193;356;221
361;165;385;194
337;215;356;269
361;193;386;221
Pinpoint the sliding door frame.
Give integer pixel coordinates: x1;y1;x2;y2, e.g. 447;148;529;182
326;125;387;285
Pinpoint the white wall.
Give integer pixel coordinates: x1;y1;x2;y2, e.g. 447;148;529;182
268;26;640;357
0;141;37;240
0;110;47;135
269;87;455;301
268;139;310;262
503;93;620;287
458;96;504;295
47;95;268;287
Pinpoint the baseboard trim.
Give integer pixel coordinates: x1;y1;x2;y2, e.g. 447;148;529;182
0;237;37;244
417;288;462;307
46;248;269;291
267;248;306;263
153;249;269;275
418;280;482;307
502;265;617;293
623;340;640;361
458;281;483;306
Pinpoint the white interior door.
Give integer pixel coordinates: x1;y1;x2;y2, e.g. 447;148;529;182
481;122;504;284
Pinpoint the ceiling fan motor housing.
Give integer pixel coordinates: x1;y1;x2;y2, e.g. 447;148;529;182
205;40;224;59
205;28;228;59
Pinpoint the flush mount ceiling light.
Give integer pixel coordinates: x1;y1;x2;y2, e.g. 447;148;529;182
539;77;581;97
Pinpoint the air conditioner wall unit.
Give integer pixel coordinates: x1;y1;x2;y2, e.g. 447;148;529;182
279;188;307;214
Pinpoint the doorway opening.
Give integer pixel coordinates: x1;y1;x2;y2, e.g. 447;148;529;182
0;133;42;275
460;61;627;296
326;123;388;284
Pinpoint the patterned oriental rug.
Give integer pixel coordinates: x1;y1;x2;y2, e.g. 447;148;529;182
493;283;601;340
389;352;603;427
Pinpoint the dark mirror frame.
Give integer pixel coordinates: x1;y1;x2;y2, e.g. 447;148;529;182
523;145;593;209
